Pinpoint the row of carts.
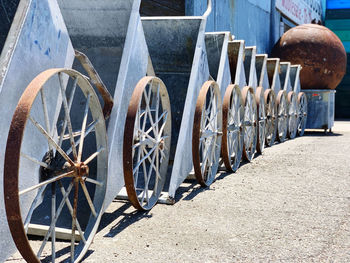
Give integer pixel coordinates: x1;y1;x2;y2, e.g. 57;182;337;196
0;0;307;262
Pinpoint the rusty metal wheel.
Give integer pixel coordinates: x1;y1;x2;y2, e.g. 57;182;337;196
264;89;277;147
123;76;171;211
192;81;222;187
4;69;108;263
287;91;298;139
222;84;244;172
276;90;288;143
255;87;266;154
242;86;258;162
297;92;308;136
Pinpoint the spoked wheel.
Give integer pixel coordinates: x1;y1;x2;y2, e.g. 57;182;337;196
255;87;266;154
123;76;171;211
221;84;244;172
4;69;108;263
242;86;258;162
264;89;277;147
193;81;223;187
276;90;288;143
287;91;298;139
297;92;308;136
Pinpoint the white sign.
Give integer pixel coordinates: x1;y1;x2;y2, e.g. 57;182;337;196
276;0;322;25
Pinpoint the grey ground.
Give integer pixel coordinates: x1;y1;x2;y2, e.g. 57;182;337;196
7;121;350;262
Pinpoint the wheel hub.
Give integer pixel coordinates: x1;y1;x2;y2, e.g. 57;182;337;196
74;163;89;178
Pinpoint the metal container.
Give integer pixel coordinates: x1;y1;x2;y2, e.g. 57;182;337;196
304;89;336;131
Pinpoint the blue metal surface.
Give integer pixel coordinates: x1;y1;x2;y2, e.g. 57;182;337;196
327;0;350;9
186;0;272;53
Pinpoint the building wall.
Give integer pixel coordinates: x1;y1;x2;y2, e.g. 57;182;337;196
140;0;321;55
140;1;350;117
185;0;276;54
325;2;350;118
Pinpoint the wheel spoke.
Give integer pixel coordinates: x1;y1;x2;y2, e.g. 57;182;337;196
84;147;105;165
59;73;78;161
57;78;78;148
132;144;157;175
40;88;52;151
29;115;74;166
144;86;157;137
58;181;86;244
154;82;160;135
71;179;79;261
133;144;143;187
78;94;91;163
19;170;75;196
142;146;161;181
24;185;47;231
65;119;99;158
84;177;104;187
154;147;160;191
51;182;56;262
36;182;73;258
80;180;97;217
144;111;168;136
141;147;157;205
21;152;50;169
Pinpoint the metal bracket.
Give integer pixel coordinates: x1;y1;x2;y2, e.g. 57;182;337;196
75;50;114;119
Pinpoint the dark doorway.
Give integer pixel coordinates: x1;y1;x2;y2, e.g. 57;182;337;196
140;0;185;16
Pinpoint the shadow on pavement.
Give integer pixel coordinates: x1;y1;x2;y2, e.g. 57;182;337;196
98;201;152;239
304;131;343;137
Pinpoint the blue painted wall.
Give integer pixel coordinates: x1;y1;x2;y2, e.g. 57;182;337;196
185;0;280;54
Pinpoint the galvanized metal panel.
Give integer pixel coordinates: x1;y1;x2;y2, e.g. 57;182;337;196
255;54;270;91
228;40;247;89
280;62;293;93
205;31;232;97
267;58;282;95
141;13;211;198
105;0;150;209
305;90;335;130
244;46;258;91
0;0;74;260
142;17;201;160
290;65;302;94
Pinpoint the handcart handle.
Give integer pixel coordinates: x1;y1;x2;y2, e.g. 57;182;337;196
75;50;114;119
203;0;212;18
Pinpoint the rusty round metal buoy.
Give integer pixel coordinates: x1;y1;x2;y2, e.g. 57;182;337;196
271;24;347;90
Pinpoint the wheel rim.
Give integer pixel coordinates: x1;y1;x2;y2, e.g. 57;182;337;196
287;92;298;139
242;86;257;162
222;84;244;172
255;87;266;154
297;92;308;136
276;90;287;143
4;69;108;263
193;81;222;187
264;89;276;147
123;77;171;211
